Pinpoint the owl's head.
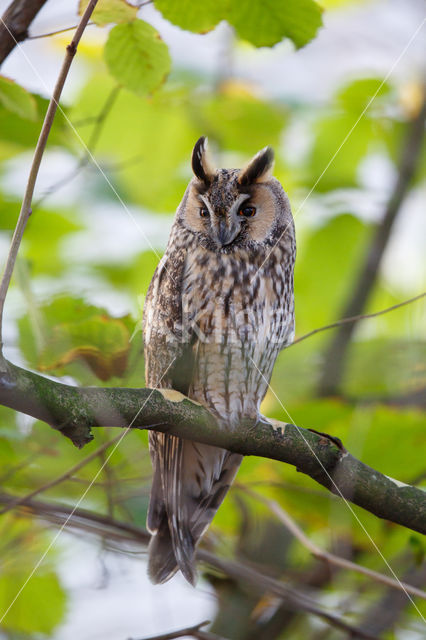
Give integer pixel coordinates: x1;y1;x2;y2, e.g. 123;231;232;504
178;136;294;253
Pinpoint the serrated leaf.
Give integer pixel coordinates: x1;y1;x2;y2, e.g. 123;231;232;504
18;297;134;382
39;314;131;381
0;76;37;120
0;94;70;157
155;0;322;48
79;0;138;26
154;0;225;33
104;20;171;96
228;0;323;48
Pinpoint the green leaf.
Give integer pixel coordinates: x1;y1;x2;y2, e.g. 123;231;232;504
18;296;135;382
344;338;426;396
40;314;131;381
200;85;287;153
228;0;323;48
95;249;160;296
306;114;373;191
295;214;370;332
337;77;391;113
154;0;225;33
104;20;171;96
409;535;425;565
155;0;323;48
0;570;66;633
0;76;37;121
0;94;70;159
305;77;396;192
79;0;138;26
0;195;22;230
23;208;82;275
71;73;198;210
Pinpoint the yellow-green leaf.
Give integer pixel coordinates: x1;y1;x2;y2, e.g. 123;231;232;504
228;0;323;48
154;0;226;33
104;20;171;96
0;76;37;121
0;571;66;634
39;315;131;381
154;0;323;48
79;0;137;26
18;297;136;383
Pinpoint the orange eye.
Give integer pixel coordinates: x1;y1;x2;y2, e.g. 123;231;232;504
238;206;256;218
199;207;209;218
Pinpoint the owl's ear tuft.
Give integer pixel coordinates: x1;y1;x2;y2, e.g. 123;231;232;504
238;146;274;186
192;136;215;185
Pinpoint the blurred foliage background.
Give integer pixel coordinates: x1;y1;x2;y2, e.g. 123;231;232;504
0;0;425;638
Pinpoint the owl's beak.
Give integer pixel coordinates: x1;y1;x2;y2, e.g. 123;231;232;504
215;218;240;247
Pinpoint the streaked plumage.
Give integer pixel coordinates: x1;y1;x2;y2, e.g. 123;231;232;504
143;137;296;584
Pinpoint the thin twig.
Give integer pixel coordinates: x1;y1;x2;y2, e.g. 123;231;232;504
36;84;121;207
353;562;426;638
0;431;124;516
0;0;100;349
99;447;116;519
291;292;426;346
238;486;426;601
129;620;211;640
28;22;95;40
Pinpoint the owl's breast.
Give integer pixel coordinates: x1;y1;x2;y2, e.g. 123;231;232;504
180;245;293;426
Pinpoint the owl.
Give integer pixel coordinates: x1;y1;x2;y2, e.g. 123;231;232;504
143;137;296;585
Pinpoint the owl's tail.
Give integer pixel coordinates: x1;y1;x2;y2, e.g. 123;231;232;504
147;432;242;585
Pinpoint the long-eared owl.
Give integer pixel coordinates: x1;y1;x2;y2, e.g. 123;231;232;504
143;137;296;584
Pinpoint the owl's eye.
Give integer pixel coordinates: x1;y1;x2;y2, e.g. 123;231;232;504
199;207;209;218
238;206;256;218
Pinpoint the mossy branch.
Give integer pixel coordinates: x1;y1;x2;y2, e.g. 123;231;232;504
0;358;424;535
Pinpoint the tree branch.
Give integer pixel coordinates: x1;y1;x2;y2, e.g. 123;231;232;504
0;492;382;640
129;620;219;640
28;23;95;40
0;358;425;535
239;486;426;600
353;561;426;638
317;92;426;396
0;0;49;66
0;0;99;348
35;84;121;207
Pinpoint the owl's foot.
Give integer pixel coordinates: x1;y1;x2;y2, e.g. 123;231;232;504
257;414;272;428
256;414;288;436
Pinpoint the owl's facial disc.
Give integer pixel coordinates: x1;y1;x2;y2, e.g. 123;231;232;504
201;193;250;248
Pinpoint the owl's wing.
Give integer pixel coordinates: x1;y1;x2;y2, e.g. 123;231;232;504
143;242;199;583
143;247;195;393
144;244;242;585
